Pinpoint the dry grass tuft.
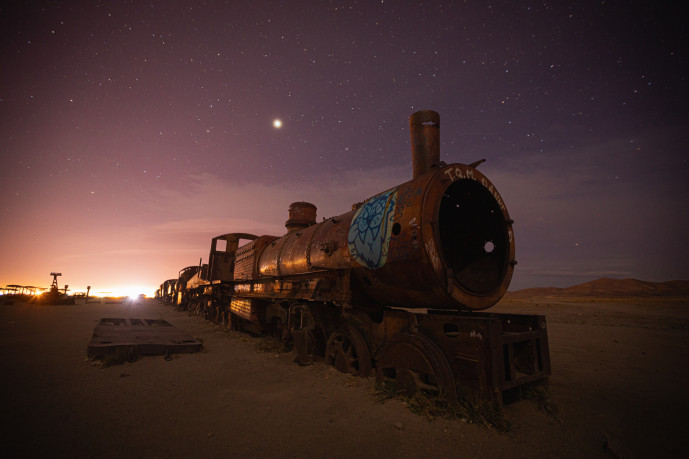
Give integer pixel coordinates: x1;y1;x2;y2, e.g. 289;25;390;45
372;381;510;432
255;335;290;354
521;382;558;418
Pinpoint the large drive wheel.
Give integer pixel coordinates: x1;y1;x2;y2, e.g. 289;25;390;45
376;333;457;403
325;325;372;377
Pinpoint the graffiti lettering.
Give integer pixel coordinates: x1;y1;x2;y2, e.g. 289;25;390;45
425;239;441;272
444;166;506;212
444;166;475;182
390;185;422;222
470;330;483;340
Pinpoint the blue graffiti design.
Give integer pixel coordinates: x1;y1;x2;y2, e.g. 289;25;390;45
348;189;397;269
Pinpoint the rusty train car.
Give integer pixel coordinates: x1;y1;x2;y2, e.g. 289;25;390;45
156;278;177;304
161;111;550;405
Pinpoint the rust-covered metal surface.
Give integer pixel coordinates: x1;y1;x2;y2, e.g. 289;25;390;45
208;233;259;282
243;109;515;311
160;279;177;304
87;318;202;359
234;235;278;280
355;308;551;404
162;110;547;406
409;109;440;179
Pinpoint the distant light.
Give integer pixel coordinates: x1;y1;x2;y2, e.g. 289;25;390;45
106;286;155;298
273;119;282;129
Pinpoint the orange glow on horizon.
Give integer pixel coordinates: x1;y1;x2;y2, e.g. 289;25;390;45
93;286;156;298
1;283;157;298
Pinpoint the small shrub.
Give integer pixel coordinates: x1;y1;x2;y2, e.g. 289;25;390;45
521;382;558;418
255;335;290;354
372;381;510;432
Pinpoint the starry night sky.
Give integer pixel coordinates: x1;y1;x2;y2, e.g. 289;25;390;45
1;1;687;296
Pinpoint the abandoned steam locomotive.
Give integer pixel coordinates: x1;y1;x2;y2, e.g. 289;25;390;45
158;111;550;405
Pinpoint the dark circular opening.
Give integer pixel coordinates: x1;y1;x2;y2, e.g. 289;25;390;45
438;179;509;294
392;222;401;236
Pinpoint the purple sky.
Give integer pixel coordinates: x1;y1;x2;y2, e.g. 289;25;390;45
1;1;687;296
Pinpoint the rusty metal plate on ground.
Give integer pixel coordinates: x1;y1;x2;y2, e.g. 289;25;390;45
87;318;202;359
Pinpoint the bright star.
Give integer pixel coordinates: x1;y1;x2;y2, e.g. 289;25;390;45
273;119;282;129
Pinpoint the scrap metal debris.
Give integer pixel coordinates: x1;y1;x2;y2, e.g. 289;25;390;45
87;318;202;361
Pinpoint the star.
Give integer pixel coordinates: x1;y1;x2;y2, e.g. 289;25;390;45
273;119;282;129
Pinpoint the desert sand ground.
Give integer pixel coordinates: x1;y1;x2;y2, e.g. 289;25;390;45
1;295;688;458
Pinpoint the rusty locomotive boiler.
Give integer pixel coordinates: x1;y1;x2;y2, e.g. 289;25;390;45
164;110;550;405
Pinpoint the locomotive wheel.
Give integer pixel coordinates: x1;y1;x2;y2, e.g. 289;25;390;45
376;334;457;403
325;325;372;378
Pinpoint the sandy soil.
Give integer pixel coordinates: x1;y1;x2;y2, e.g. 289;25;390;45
2;295;687;458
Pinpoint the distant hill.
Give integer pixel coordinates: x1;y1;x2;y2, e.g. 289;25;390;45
510;278;689;297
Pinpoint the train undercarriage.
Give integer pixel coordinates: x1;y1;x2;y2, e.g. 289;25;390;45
179;283;550;407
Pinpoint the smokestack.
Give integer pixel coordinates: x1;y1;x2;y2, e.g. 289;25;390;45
285;201;317;232
409;110;440;179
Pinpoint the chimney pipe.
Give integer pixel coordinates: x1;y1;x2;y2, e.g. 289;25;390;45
409;110;440;179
